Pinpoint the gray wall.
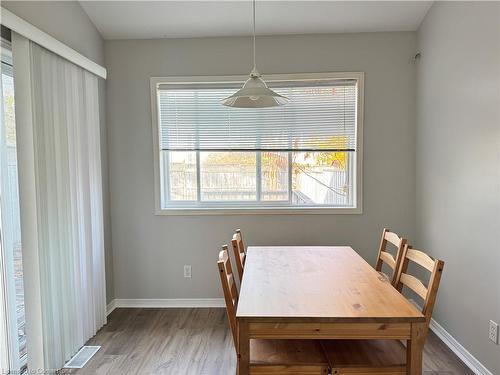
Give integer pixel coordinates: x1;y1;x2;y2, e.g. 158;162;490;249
104;32;417;300
416;2;500;373
2;1;104;65
2;1;115;303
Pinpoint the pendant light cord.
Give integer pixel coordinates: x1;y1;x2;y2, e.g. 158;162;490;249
252;0;256;73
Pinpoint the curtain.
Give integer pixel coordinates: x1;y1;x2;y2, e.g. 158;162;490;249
0;45;14;372
1;40;24;371
14;38;106;370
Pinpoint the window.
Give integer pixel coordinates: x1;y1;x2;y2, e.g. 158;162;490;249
152;73;363;213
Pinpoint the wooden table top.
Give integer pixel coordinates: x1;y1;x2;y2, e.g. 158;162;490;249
237;246;425;323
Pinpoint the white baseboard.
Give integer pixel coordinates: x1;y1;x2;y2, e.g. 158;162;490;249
106;299;117;316
408;299;493;375
106;298;225;314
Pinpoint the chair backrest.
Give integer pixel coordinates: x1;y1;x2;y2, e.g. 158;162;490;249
231;229;246;281
395;244;445;332
375;228;407;285
217;245;239;351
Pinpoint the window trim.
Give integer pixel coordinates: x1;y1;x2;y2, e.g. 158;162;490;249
150;72;364;215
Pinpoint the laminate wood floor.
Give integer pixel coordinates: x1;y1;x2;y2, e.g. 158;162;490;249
71;308;473;375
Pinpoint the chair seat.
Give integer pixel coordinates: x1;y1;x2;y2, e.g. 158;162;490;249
250;339;329;367
321;339;406;374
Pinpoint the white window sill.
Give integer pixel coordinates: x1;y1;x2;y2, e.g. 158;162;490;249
154;206;362;216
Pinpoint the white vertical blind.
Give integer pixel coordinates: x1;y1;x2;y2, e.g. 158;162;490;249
158;80;358;152
0;53;13;373
14;39;106;370
0;42;24;371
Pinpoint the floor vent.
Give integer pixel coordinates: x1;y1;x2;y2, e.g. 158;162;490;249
64;346;100;369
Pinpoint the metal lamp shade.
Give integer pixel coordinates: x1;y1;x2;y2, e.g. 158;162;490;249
221;75;289;108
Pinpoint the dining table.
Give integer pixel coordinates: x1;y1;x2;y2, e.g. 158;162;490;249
236;246;426;375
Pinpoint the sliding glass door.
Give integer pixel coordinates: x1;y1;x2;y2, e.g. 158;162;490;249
0;37;26;372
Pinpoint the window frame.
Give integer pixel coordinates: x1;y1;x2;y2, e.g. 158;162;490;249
150;72;364;215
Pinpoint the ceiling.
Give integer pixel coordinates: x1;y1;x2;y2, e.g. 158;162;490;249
79;1;433;40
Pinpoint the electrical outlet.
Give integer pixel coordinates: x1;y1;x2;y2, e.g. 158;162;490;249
489;320;498;344
183;265;192;278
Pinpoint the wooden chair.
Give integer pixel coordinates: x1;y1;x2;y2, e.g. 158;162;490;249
374;228;407;286
395;245;445;333
231;229;246;281
321;245;444;374
217;246;329;375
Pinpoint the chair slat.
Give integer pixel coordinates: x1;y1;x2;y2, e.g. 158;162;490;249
379;251;396;270
384;231;403;248
399;273;428;300
406;249;435;272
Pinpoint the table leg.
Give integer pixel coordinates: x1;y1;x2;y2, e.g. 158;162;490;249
237;320;249;375
407;322;425;375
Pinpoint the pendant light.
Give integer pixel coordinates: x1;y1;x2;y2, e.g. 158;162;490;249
221;0;289;108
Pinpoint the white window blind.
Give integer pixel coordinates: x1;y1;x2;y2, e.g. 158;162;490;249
158;79;357;152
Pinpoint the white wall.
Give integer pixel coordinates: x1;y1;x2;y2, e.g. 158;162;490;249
416;2;500;373
1;1;114;303
104;32;417;300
